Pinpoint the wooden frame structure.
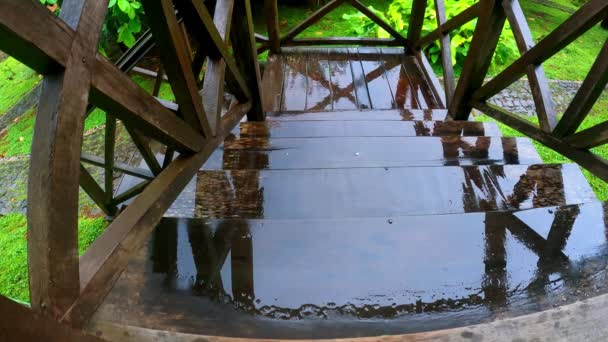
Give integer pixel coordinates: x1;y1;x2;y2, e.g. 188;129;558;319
1;0;608;338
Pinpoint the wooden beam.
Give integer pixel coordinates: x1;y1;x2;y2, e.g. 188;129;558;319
103;115;117;210
503;0;557;133
90;57;204;153
475;102;608;183
407;0;428;48
80;153;155;180
283;37;400;46
280;0;345;44
564;121;608;149
265;0;281;53
0;295;105;341
347;0;408;45
140;0;210;136
553;38;608;137
79;164;115;217
232;0;265;120
201;0;236;136
62;102;252;327
416;3;480;48
449;0;507;120
110;180;151;206
27;0;108;318
473;0;608;101
121;125;163;176
434;0;456;107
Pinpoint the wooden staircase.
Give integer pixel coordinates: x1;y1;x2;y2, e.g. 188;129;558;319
87;49;608;340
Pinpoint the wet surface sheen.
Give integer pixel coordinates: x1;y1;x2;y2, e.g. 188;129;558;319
94;202;608;339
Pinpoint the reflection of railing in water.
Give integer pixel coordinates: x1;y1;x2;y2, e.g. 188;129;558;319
149;202;606;320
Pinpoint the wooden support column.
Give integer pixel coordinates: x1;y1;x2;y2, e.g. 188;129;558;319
265;0;281;54
28;0;108;318
434;0;456;107
449;0;506;120
407;0;428;49
232;0;265;121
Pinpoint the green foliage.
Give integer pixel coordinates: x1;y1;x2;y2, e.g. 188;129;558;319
38;0;145;50
0;213;108;302
341;6;390;38
0;58;40;117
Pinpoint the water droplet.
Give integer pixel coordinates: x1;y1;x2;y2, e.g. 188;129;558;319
388;219;393;224
354;152;360;156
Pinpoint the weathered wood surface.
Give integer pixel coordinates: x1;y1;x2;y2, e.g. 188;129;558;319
433;0;455;106
89;291;608;341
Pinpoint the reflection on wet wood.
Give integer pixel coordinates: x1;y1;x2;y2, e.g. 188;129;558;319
381;49;418;109
195;164;595;219
240;121;502;138
267;109;448;121
201;137;542;170
92;201;608;339
328;48;358;111
305;49;332;112
280;54;307;111
348;48;372;110
261;54;284;112
357;47;394;110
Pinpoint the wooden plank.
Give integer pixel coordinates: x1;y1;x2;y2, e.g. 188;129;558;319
264;0;281;53
140;0;210;136
280;0;345;44
90;57;204;153
122;125;163;176
553;38;608;136
0;295;104;341
328;48;358;111
283;37;400;46
407;0;428;47
416;3;480;48
473;0;608;101
449;0;507;120
201;0;235;136
564;121;608;149
503;0;557;132
110;180;151;206
27;0;108;318
357;47;394;110
347;0;408;45
231;0;265;120
305;49;333;112
104;116;116;208
80;153;155;180
348;48;372;110
434;0;456;107
382;49;420;109
474;102;608;183
261;54;285;112
411;52;446;109
79;164;115;217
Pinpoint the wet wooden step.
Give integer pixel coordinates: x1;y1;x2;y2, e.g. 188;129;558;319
195;164;595;219
202;137;541;170
239;120;502;138
92;201;608;339
266;109;447;121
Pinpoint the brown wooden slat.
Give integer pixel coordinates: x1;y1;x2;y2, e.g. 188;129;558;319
90;57;204;153
110;180;151;206
503;0;557;132
449;0;507;120
306;49;333;112
553;39;608;137
415;52;446;109
357;47;394;110
280;0;345;44
231;0;265;120
473;0;608;101
407;0;428;47
27;0;108;318
283;37;400;46
281;54;308;111
563;121;608;149
104;115;116;207
79;164;115;217
122;126;163;176
80;153;155;180
348;48;372;110
416;3;481;48
140;0;210;136
201;0;235;136
262;54;285;112
346;0;408;45
434;0;456;107
474;102;608;183
382;49;420;109
264;0;281;53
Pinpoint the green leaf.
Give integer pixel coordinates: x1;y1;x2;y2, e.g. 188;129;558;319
128;17;141;33
117;0;130;13
108;0;116;8
130;1;142;9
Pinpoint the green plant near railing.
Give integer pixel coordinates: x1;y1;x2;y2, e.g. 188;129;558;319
39;0;145;53
342;0;519;73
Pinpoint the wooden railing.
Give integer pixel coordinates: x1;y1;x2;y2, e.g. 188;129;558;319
0;0;263;329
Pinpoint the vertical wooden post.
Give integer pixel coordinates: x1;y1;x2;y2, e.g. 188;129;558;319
434;0;456;107
449;0;507;120
232;0;265;121
28;0;108;318
407;0;428;47
265;0;281;54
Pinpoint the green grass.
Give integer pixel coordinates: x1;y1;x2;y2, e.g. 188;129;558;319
0;213;108;302
0;58;40;117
